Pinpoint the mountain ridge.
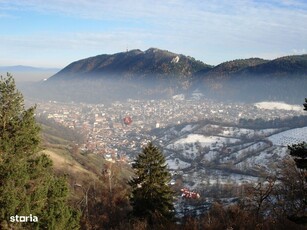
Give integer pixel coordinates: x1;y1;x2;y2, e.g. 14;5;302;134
49;48;212;81
48;49;307;82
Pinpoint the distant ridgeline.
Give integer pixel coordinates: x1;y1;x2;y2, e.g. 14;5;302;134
22;48;307;103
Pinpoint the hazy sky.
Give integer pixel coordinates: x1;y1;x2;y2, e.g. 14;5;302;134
0;0;306;68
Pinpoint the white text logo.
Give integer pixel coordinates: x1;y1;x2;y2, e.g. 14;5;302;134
10;214;38;222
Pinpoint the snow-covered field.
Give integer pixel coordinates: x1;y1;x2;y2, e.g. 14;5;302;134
268;127;307;146
221;127;279;138
254;101;302;111
173;134;239;147
162;122;307;194
235;146;287;171
225;142;269;160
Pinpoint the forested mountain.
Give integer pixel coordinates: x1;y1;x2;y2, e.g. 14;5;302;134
196;54;307;78
196;58;269;77
240;54;307;76
193;54;307;103
49;48;211;81
48;49;307;81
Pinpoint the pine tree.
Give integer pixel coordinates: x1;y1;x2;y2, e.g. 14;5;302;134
286;99;307;224
288;99;307;178
128;142;174;225
288;142;307;176
0;74;80;229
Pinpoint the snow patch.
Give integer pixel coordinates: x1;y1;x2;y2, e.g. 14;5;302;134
174;134;239;146
171;56;180;63
254;101;302;111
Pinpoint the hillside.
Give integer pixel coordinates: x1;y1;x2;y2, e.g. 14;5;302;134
38;117;98;184
195;54;307;103
197;54;307;78
147;114;307;196
37;117;133;205
200;58;268;77
241;54;307;76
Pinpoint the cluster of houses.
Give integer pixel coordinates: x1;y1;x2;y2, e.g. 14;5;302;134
35;98;305;162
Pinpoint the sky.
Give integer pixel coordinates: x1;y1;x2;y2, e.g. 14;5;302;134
0;0;306;68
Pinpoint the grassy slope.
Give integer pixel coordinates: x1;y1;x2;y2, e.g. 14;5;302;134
38;120;133;204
